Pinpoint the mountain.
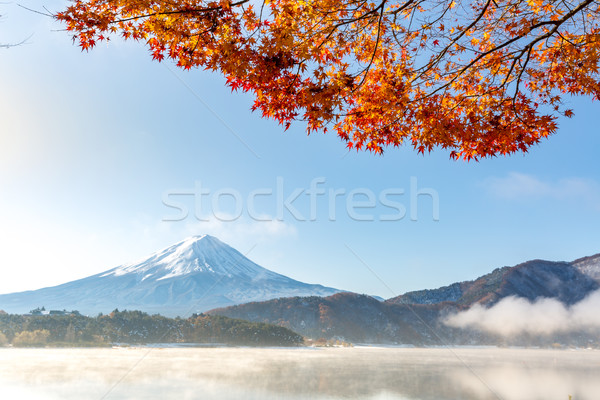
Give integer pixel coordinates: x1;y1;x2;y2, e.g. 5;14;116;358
386;258;599;306
209;292;466;345
0;235;340;317
572;253;600;282
209;254;600;345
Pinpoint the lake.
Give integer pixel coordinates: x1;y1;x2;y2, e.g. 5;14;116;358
1;347;599;399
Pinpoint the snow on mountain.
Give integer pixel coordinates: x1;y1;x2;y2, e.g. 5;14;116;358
387;257;600;307
0;235;340;317
572;253;600;283
103;235;282;281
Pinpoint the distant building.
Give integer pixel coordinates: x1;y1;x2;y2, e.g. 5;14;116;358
25;307;80;316
28;307;46;316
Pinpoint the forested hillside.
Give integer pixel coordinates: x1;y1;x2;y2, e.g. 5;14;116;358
0;310;303;347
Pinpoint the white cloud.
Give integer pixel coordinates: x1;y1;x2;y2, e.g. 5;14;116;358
444;290;600;336
484;172;600;208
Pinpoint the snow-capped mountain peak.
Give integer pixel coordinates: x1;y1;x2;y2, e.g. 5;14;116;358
0;235;341;316
102;235;271;281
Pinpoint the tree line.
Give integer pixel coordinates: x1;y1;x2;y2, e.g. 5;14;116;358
0;309;304;347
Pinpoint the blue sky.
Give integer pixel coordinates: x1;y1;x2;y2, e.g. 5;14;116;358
1;1;599;298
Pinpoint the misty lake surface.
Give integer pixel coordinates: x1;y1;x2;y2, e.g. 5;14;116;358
1;347;599;400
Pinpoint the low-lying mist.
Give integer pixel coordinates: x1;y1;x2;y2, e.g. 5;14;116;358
2;347;600;400
443;289;600;336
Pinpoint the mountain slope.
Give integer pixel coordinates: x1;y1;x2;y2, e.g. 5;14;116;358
0;235;340;317
210;253;600;345
386;259;599;306
209;292;465;344
572;253;600;283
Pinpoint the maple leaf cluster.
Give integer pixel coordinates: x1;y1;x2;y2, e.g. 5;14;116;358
56;0;600;160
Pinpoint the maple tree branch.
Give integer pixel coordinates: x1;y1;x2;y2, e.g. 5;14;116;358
417;0;596;101
54;0;600;159
110;0;250;25
355;1;387;88
420;0;496;75
511;44;533;108
17;4;53;18
387;0;423;15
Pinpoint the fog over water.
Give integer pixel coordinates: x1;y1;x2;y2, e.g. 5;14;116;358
445;290;600;336
1;347;599;400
